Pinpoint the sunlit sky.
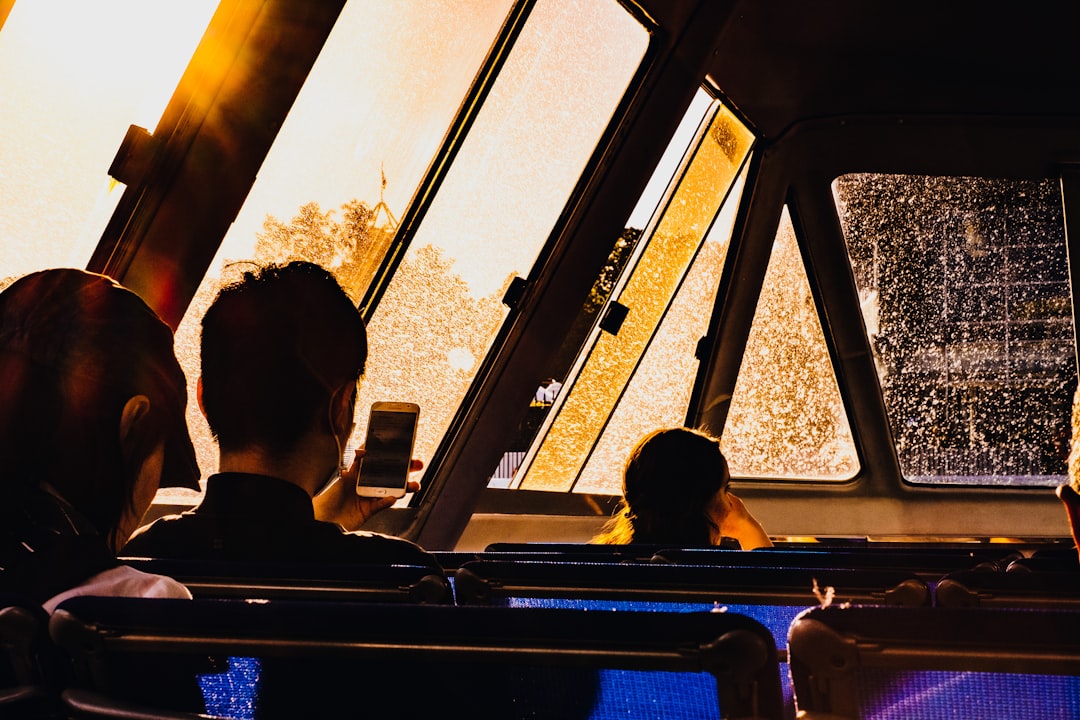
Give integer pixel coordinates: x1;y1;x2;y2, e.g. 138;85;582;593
0;0;513;285
217;0;514;287
0;0;658;300
0;0;218;279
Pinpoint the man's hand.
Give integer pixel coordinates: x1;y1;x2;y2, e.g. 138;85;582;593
312;448;422;532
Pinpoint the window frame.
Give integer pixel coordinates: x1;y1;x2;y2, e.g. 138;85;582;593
83;0;732;545
411;1;742;547
689;116;1079;539
95;0;1079;544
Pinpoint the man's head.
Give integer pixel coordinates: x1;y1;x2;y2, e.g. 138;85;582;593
0;268;198;550
199;261;366;456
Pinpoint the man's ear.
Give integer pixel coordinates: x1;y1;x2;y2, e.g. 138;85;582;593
329;382;357;437
119;395;152;453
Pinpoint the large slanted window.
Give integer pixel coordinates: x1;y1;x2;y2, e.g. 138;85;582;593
507;94;755;495
0;0;217;284
501;93;864;492
836;174;1076;486
169;0;650;494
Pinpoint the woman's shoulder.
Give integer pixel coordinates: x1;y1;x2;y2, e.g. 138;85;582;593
43;564;191;613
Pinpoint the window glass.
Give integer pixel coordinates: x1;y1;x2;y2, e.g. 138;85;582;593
514;100;754;494
170;0;516;485
836;174;1075;486
574;166;749;494
721;207;858;480
488;90;720;488
0;0;218;284
170;0;649;495
358;0;647;499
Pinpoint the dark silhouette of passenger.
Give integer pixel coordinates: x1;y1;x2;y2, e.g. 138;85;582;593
0;269;199;611
125;261;436;569
0;269;208;715
593;427;772;549
1056;388;1080;563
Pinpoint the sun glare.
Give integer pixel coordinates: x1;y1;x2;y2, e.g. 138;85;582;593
0;0;217;281
10;1;216;129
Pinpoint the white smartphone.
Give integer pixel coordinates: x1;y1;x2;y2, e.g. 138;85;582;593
355;401;420;498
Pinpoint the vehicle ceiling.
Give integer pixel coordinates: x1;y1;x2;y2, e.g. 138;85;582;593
706;1;1080;139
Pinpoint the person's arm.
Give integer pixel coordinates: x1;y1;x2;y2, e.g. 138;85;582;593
312;448;421;531
717;491;773;550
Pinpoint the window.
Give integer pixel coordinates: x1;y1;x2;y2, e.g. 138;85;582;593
169;0;650;494
0;0;217;284
836;174;1075;486
511;96;754;494
721;207;858;481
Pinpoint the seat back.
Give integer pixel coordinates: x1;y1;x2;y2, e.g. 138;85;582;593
1005;553;1080;573
119;557;451;604
51;596;785;720
0;593;56;718
454;557;928;719
434;549;665;570
655;546;1018;580
454;560;929;643
60;687;213;719
787;605;1080;720
935;568;1080;608
482;542;679;559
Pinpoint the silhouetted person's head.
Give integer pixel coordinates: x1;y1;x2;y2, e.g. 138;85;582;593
622;427;729;544
199;261;366;459
0;269;198;552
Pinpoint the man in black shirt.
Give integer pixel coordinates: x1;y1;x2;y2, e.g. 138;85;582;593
125;262;436;570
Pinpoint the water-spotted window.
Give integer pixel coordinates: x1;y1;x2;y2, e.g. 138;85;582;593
721;206;858;481
169;0;650;497
836;174;1075;486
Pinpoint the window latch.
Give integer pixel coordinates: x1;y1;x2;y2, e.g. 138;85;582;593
695;335;713;361
108;124;161;187
599;301;630;336
502;276;528;309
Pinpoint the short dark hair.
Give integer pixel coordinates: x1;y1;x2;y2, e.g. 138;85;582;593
0;269;197;547
200;261;366;454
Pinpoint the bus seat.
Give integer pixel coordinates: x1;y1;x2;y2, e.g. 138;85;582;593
1003;550;1080;574
435;549;668;571
787;605;1080;720
453;560;931;636
118;558;452;604
49;596;785;720
453;558;928;718
936;568;1080;609
654;547;1022;581
0;593;55;719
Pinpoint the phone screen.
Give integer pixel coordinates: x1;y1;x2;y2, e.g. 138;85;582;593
357;403;418;494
